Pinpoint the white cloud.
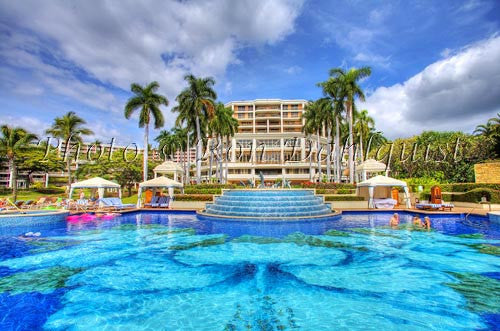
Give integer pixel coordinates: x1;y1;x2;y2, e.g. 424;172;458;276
0;0;304;108
362;36;500;139
285;65;303;75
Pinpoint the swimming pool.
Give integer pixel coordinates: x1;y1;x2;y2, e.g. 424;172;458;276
0;211;498;330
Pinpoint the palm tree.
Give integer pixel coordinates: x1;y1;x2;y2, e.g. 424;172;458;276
209;103;238;183
46;111;93;187
175;75;217;184
124;81;168;181
353;109;375;162
173;101;207;184
0;126;38;201
155;129;177;161
319;77;346;182
328;67;371;183
216;105;239;183
303;100;324;182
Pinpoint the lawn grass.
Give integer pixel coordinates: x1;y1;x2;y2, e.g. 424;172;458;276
0;191;61;202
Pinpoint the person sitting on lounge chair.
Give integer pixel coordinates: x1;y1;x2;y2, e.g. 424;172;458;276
389;213;399;228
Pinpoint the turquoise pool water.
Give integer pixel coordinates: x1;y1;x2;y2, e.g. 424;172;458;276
0;211;499;330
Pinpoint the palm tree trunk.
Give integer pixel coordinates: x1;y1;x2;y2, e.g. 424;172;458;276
143;123;149;182
217;136;224;183
208;138;213;182
10;158;18;201
195;115;202;184
316;129;322;182
66;157;72;188
186;133;190;184
225;136;230;184
308;137;313;181
348;102;354;183
335;116;341;182
326;123;331;182
359;134;364;162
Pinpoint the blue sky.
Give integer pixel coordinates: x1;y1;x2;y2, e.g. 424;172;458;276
0;0;499;145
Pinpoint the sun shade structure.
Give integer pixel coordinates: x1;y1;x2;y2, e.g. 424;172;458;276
355;159;388;181
357;175;411;209
153;161;184;182
136;176;183;207
69;177;121;199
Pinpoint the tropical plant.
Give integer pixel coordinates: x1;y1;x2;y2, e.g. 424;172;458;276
46;111;93;187
174;74;217;184
327;67;371;183
474;113;500;156
319;76;347;182
209;103;238;183
124;81;168;181
0;126;38;200
353;109;375;162
303;100;324;181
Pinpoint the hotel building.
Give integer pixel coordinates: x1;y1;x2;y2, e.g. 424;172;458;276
201;99;329;184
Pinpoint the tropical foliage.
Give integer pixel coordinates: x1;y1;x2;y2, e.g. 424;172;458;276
124;81;168;182
46;111;93;186
173;75;217;184
0;126;38;200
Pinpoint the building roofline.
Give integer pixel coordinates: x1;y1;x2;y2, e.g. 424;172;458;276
225;99;308;107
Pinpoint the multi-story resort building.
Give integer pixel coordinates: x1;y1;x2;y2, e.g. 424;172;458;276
200;99;329;184
1;99;333;188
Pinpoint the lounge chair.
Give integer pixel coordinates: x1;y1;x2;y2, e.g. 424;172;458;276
440;200;454;211
239;180;247;187
145;196;159;208
100;198;135;210
21;200;34;209
415;201;442;210
151;196;169;208
14;200;24;208
159;196;170;208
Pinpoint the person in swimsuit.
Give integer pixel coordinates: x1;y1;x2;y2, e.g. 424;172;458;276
412;215;423;227
423;216;431;230
389;213;400;227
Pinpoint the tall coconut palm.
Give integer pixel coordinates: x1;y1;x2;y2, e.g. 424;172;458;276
124;81;168;181
216;105;239;183
0;126;38;201
175;75;217;184
303;100;324;182
155;129;177;161
46;111;93;187
353;109;375;162
319;77;346;182
328;67;371;183
173;101;208;184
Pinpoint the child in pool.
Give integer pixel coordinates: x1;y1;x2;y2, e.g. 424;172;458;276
389;213;399;227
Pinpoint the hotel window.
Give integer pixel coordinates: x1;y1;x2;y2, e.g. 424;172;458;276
291;104;298;110
237;106;245;111
238;113;244;119
283;105;289;110
291;112;299;118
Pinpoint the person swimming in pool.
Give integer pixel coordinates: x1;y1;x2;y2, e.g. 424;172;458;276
413;215;423;227
423;216;431;230
389;213;400;227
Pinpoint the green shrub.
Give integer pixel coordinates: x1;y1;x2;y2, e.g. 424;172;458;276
301;182;356;190
174;194;214;201
422;188;500;203
182;188;222;194
448;188;500;204
440;183;500;192
324;195;365;201
33;187;65;195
